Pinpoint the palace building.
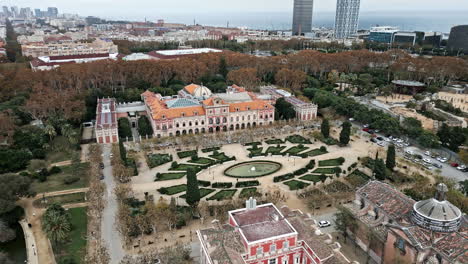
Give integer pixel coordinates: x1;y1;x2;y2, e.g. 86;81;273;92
95;98;119;144
142;84;276;138
197;198;352;264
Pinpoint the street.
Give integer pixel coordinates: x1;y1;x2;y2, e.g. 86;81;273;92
101;144;125;263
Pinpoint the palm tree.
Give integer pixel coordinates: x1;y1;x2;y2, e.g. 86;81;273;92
44;124;57;142
42;204;71;247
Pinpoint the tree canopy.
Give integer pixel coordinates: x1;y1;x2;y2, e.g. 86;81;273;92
274;97;296;120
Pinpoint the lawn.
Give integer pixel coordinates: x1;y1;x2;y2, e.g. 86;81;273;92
346;170;371;188
155;172;186;181
201;147;220;153
304;148;328;157
54;207;88;264
265;139;284;144
157;184;187;195
265;146;286;155
180;188;215;199
312;167;341;175
300;174;328;183
319;158;345;167
188;157;216;165
283;145;309;155
283;180;310;190
286;135;312;144
169;163;201;172
45;136;80;164
209;152;235;163
248;147;264;156
207;189;237;201
177;150;198;159
147;153;172;168
239;187;260;198
31;162;90;193
33;192;87;208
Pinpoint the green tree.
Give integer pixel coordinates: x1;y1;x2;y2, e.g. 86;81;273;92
274;97;296;120
42;204;71;247
44;124;57;142
185;168;200;207
321;119;330;139
417;131;440;149
459;180;468;196
137;115;153;137
339;121;351;145
402;117;423;138
0;174;31;214
373;159;387;181
118;118;132;138
219;56;228;79
386;144;396;171
119;140;127;164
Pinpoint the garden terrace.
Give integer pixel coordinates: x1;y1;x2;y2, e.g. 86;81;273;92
312;167;342;175
283;145;309;155
201;147;220;153
154;172;186;181
286;135;312;144
265;139;284;144
283;180;310;190
239;187;260;198
299;174;328;183
207;189;237;201
319;158;345;167
304;148;328;157
157;184;187;195
180;188;215;199
177;150;198;159
147;153;172;168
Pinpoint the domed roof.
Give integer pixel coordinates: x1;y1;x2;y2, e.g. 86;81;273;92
411;184;463;232
193;85;212;98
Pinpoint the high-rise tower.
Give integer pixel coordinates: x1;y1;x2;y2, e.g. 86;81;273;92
334;0;361;39
292;0;314;36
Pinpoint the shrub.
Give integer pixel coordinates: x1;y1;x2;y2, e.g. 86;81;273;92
294;168;308;176
320;146;327;152
49;166;62;174
198;180;211;187
63;176;80;185
211;182;233;188
306;160;316;170
235;180;260;188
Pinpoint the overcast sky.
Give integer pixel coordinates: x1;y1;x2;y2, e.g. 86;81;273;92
2;0;468;16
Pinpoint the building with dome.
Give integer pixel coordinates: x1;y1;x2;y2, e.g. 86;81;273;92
346;181;467;264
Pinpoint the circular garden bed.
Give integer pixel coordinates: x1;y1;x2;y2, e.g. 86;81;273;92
224;160;282;178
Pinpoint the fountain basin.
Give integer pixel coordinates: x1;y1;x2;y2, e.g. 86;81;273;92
224;161;282;178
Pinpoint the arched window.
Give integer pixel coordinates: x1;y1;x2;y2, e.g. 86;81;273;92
223;117;227;123
209;118;213;124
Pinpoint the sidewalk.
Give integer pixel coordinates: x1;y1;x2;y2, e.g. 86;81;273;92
19;219;39;264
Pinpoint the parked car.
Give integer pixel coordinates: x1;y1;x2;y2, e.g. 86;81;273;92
377;137;384;141
405;150;414;155
363;128;370;132
457;165;466;170
451;163;459;167
318;221;331;228
424;151;431;156
100;175;105;180
363;124;369;128
378;142;385;147
423;158;432;164
432;163;443;169
371;138;377;143
99;163;105;169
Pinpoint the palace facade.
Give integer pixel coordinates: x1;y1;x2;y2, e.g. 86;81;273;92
142;84;276;138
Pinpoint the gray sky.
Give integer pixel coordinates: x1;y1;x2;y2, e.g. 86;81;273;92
3;0;468;16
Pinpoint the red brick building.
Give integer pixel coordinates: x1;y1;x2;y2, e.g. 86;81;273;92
95;98;119;144
197;200;351;264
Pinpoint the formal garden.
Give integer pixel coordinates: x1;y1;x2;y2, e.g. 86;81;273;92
138;134;368;203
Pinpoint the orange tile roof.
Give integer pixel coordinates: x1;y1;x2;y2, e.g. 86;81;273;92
229;100;273;112
143;91;205;120
184;84;199;95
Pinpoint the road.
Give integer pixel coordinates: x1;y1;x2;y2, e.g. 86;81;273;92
100;144;125;263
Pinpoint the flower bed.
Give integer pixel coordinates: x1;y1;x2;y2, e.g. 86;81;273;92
319;157;345;167
265;146;286;155
209;152;236;163
286;135;312;144
312;167;342;175
188;157;216;165
299;174;328;183
169;163;202;172
239;187;260;198
235;180;260;188
211;182;233;188
273;173;294;182
180;188;215;199
265;139;284;144
304;148;328;157
201;147;220;153
283;145;309;155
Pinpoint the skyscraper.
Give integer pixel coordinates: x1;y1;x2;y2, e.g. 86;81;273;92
292;0;314;36
334;0;361;39
47;7;59;17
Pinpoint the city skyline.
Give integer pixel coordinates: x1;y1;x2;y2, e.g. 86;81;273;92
334;0;361;39
1;0;468;16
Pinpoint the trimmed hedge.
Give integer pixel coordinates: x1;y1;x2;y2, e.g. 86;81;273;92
155;172;186;181
312;167;342;175
201;147;220;153
239;187;260;198
305;160;316;170
283;180;310;190
207;189;237;201
235;180;260;188
319;157;345;167
244;142;261;146
157;184;187;195
273;173;294;182
147;153;173;168
197;180;211;187
177;150;198;159
293;168;308;176
286;135;312;144
211;182;233;188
